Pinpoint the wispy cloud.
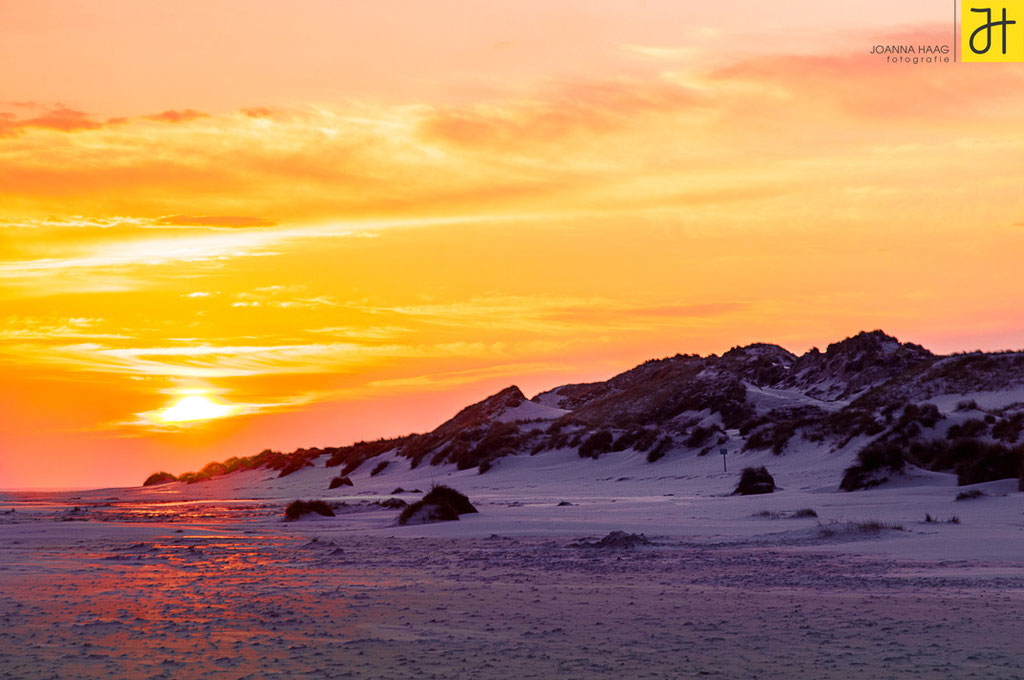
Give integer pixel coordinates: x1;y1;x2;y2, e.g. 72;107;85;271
360;295;751;334
152;215;277;228
143;109;209;124
0;213;563;298
0;228;288;280
305;325;412;340
0;317;132;342
3;338;569;380
420;78;701;152
0;105;219;139
0;106;102;137
231;285;337;309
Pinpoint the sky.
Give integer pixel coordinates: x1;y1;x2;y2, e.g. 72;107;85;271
2;1;1024;489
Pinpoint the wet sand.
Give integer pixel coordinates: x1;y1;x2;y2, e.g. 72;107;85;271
2;519;1023;679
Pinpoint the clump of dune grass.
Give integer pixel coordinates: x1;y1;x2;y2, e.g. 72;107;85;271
284;500;336;521
840;441;906;491
422;484;477;514
328;475;353;489
817;519;903;538
733;466;775;495
397;484;477;526
923;513;961;524
753;507;817;520
143;471;176;486
955;489;985;501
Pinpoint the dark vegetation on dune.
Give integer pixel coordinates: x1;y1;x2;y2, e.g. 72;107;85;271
840;441;906;491
284;500;335;521
328;475;353;489
423;484;477;514
578;430;614;459
911;439;1024;486
645;436;674;463
733;466;775;495
842;431;1024;491
171;448;325;484
753;507;817;519
818;520;904;538
397;498;459;525
145;331;1024;494
840;396;1024;490
143;471;176;486
397;485;477;526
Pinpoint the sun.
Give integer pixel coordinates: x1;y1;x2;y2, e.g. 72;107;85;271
155;393;237;424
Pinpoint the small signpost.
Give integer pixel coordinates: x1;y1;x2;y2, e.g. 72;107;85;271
720;447;728;472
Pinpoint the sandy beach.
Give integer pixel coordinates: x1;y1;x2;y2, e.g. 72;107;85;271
3;451;1023;679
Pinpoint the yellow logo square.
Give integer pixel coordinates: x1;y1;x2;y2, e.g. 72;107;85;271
962;1;1024;61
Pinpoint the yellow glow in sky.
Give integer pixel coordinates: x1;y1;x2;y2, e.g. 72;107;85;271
154;394;237;424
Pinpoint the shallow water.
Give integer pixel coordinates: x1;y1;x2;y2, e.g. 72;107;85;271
0;492;279;524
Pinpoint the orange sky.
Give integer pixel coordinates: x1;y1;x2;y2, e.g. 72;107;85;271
2;1;1023;489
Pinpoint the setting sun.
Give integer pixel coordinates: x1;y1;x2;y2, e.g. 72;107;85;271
155;394;236;424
